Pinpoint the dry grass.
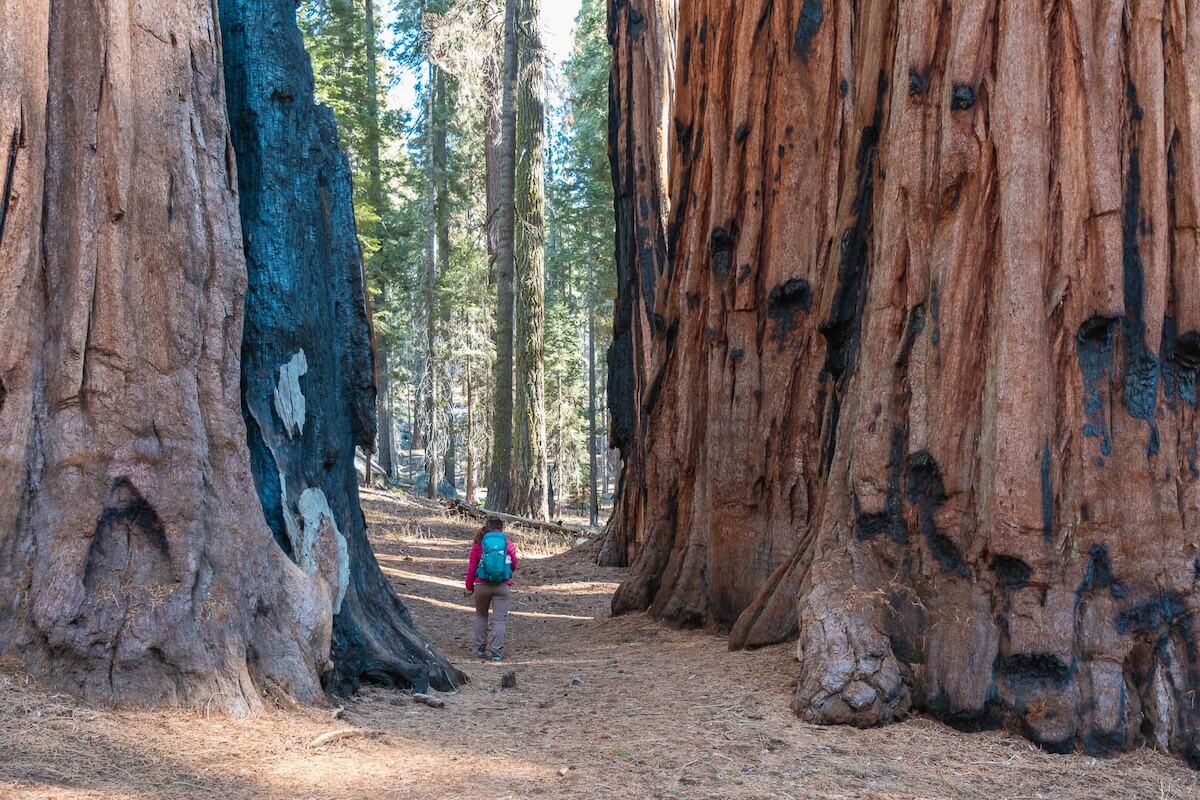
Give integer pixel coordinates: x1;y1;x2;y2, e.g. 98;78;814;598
2;488;1197;800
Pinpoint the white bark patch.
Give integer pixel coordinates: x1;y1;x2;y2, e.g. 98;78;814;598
296;488;350;614
280;476;350;615
274;350;308;438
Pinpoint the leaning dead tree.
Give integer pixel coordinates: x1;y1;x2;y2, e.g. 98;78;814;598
0;0;334;712
220;0;461;694
599;0;677;567
611;0;1200;763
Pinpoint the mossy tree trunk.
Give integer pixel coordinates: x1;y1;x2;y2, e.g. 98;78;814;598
611;0;1200;763
486;0;518;513
509;0;549;520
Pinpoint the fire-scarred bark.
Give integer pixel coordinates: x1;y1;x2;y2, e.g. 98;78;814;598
611;0;1200;763
219;0;461;695
600;0;677;566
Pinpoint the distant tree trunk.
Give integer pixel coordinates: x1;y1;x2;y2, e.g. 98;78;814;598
434;70;453;493
374;321;395;481
599;0;676;565
612;0;1200;764
509;0;549;520
443;369;456;488
364;0;394;482
588;265;601;527
487;0;518;512
0;0;342;712
411;316;424;451
423;61;439;500
466;359;477;504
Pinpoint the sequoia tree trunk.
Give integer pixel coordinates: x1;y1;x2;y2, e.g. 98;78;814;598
486;0;518;513
509;0;549;520
0;0;336;712
612;0;1200;764
220;0;461;694
423;60;440;501
599;0;677;566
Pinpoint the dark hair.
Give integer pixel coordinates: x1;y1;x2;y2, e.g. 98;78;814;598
473;517;505;544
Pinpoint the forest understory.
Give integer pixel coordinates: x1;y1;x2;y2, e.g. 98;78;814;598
1;490;1196;800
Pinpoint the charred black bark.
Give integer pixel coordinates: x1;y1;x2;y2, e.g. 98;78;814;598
220;0;462;695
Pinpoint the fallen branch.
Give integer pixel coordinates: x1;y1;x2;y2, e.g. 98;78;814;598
440;499;593;538
412;693;445;709
309;728;372;748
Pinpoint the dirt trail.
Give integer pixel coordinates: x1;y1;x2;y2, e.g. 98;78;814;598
2;489;1198;799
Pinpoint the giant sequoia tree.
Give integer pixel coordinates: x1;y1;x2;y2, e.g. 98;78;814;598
611;0;1200;762
0;0;457;710
0;0;335;711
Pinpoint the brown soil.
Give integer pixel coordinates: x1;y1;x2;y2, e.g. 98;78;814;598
2;489;1197;799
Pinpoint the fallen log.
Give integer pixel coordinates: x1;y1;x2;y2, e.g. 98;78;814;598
440;500;593;538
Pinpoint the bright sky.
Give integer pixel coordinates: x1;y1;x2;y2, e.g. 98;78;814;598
386;1;584;116
542;0;583;68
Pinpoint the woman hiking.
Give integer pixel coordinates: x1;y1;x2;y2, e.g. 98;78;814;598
465;517;519;661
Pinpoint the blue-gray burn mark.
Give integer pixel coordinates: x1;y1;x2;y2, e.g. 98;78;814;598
767;278;813;334
1161;317;1200;407
1076;315;1116;458
950;84;976;111
1077;544;1126;600
1121;80;1161;457
856;425;907;544
795;0;823;63
1041;440;1053;539
906;451;971;577
0;128;18;248
818;78;884;476
1116;592;1196;662
710;225;736;278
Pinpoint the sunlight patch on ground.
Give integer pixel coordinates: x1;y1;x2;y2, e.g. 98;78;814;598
525;581;621;595
398;594;595;621
380;567;462;589
375;554;468;566
373;536;464;551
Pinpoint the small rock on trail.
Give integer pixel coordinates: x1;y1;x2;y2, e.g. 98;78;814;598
501;671;517;689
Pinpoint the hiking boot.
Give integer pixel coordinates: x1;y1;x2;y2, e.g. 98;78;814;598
490;650;503;662
475;646;487;659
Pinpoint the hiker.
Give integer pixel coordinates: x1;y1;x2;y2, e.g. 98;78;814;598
465;517;519;662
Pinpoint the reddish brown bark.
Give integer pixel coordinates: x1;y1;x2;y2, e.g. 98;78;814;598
612;0;1200;762
600;0;677;566
0;0;337;712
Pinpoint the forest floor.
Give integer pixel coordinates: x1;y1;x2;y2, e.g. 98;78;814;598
3;489;1200;800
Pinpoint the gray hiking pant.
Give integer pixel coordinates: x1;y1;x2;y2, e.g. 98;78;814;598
472;581;511;652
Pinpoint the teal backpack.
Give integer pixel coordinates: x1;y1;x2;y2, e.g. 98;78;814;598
476;531;513;583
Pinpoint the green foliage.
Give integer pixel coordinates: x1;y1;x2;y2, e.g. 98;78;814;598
544;0;614;504
301;0;615;510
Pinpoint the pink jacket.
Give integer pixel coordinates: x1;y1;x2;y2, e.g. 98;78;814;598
465;539;519;592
